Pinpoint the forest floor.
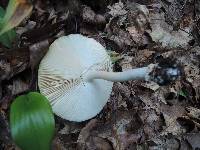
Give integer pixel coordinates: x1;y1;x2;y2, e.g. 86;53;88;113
0;0;200;149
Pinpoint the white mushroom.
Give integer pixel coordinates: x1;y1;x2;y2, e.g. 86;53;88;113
38;34;181;122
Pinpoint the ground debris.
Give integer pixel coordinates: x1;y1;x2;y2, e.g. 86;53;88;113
0;0;200;149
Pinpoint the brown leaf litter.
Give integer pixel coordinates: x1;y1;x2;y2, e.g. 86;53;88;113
0;0;200;149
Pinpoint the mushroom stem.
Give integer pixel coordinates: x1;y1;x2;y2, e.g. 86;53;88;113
84;63;182;85
84;66;152;82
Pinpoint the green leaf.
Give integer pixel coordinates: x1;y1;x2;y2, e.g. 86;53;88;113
0;6;16;48
0;0;33;36
108;50;122;63
0;28;16;48
0;6;4;18
10;92;55;150
178;89;188;98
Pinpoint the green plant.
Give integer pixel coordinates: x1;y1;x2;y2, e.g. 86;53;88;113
10;92;55;150
0;6;16;48
0;0;32;48
178;89;188;98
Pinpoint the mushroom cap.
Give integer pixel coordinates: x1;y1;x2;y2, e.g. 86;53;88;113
38;34;113;122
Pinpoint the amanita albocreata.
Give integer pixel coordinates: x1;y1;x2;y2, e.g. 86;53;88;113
38;34;181;122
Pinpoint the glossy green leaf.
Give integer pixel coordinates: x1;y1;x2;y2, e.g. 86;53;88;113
10;92;55;150
0;6;16;48
0;0;33;36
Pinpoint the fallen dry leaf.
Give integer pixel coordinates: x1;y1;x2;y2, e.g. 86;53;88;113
184;133;200;149
149;135;180;150
77;110;145;150
82;6;106;25
29;39;50;69
148;12;192;48
11;76;29;95
160;104;186;135
0;47;29;81
107;2;127;17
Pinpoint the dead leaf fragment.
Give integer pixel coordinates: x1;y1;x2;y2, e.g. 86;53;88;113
148;12;192;48
160;104;186;135
29;39;50;69
11;76;29;95
0;47;29;81
108;2;127;17
186;106;200;121
82;6;106;25
184;133;200;149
